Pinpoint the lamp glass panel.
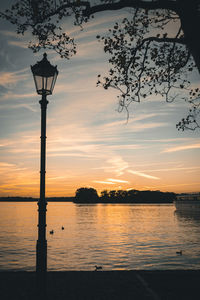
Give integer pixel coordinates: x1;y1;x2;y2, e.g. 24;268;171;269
46;76;54;92
50;73;58;93
35;75;43;91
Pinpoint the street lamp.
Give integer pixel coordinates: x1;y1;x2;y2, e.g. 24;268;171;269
31;53;58;281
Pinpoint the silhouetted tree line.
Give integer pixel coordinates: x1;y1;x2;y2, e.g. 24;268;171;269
74;188;176;204
0;190;175;203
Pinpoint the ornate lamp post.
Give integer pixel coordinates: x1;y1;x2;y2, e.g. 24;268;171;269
31;53;58;278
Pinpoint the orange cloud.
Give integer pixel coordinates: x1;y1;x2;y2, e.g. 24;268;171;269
128;170;160;180
163;143;200;153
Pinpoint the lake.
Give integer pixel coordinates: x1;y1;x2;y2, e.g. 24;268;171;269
0;202;199;271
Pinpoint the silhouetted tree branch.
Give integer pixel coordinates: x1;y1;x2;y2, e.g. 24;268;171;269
1;0;200;130
176;88;200;130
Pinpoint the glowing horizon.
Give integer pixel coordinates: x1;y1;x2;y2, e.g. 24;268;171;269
0;5;200;197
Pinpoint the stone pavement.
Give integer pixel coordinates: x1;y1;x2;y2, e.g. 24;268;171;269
0;270;199;299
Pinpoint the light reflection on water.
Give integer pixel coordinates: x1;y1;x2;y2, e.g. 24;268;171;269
0;202;200;271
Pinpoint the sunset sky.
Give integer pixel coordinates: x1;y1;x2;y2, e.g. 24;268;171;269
0;1;200;197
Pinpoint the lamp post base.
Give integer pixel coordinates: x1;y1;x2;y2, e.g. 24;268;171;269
36;239;47;298
36;239;47;273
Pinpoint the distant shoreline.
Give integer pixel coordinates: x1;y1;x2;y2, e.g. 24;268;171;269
0;197;74;202
0;197;174;204
0;189;178;204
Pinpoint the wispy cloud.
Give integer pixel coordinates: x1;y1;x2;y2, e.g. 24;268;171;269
163;143;200;153
0;161;27;174
128;170;160;180
102;119;168;132
141;166;200;173
48;176;70;181
107;156;129;176
108;144;144;150
93;180;115;185
145;182;200;189
8;40;27;49
0;69;29;88
107;178;130;183
0;30;19;38
1;92;35;100
104;113;161;128
0;162;16;168
130;122;168;131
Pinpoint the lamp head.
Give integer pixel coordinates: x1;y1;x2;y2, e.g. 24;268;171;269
31;53;58;95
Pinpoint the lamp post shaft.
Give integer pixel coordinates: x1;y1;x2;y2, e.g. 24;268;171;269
36;93;48;275
31;53;58;297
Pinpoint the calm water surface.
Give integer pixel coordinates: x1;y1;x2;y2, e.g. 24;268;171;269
0;202;200;271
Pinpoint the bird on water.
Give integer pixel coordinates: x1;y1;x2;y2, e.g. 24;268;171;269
95;265;102;271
